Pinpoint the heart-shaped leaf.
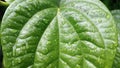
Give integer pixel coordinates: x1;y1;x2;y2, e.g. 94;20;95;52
1;0;117;68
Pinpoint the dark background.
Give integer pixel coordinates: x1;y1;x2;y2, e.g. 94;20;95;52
101;0;120;10
0;0;8;21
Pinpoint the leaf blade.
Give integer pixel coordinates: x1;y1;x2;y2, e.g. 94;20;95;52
112;10;120;68
1;0;117;68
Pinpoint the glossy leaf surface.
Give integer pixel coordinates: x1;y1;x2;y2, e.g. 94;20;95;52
1;0;117;68
5;0;14;4
112;10;120;68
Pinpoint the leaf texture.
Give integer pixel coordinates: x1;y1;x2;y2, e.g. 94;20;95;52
5;0;14;4
112;10;120;68
1;0;117;68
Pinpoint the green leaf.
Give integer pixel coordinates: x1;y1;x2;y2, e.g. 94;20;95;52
1;0;117;68
112;10;120;68
5;0;14;4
